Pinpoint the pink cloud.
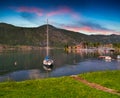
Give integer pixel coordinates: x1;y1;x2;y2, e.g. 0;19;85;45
47;7;80;20
62;25;119;35
12;6;80;20
47;7;70;16
15;6;43;16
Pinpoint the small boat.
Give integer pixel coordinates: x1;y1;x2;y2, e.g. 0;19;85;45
117;55;120;59
99;56;111;60
43;56;53;66
98;56;112;61
105;56;112;60
43;19;54;67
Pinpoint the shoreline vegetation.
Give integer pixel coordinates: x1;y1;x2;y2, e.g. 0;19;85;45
0;70;120;98
0;44;120;51
0;44;63;51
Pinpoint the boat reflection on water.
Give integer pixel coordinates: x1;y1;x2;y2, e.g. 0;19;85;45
117;59;120;62
43;64;54;71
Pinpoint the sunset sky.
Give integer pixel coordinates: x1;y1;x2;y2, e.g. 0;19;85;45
0;0;120;35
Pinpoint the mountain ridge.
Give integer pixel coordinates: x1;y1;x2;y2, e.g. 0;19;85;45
0;23;120;47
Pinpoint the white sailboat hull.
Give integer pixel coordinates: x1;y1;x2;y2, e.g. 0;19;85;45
43;59;53;66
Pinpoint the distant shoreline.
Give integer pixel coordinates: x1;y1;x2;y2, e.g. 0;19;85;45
0;44;63;51
0;44;120;52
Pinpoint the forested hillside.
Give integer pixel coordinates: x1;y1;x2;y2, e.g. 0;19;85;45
0;23;120;47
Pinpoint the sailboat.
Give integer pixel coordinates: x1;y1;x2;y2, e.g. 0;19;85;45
43;19;54;67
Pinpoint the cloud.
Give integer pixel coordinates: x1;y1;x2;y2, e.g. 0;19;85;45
12;6;80;20
47;6;80;20
10;6;45;25
79;21;110;31
9;6;120;35
76;21;120;35
56;22;119;35
20;12;38;23
14;6;43;16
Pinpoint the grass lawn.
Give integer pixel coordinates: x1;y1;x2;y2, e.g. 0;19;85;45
0;70;120;98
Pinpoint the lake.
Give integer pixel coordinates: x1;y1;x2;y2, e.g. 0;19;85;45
0;49;120;82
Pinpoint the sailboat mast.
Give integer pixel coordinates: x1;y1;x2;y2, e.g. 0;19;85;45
46;19;49;56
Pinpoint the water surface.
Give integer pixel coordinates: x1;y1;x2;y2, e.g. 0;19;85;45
0;49;120;82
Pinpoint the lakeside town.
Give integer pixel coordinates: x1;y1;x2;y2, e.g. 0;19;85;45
65;42;120;53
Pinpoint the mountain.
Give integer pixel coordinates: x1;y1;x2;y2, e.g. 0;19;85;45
0;23;120;47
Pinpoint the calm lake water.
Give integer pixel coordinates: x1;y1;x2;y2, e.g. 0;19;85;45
0;49;120;82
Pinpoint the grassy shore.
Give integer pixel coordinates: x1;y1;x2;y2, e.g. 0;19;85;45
79;70;120;91
0;70;120;98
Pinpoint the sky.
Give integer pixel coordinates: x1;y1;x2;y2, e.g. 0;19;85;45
0;0;120;35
